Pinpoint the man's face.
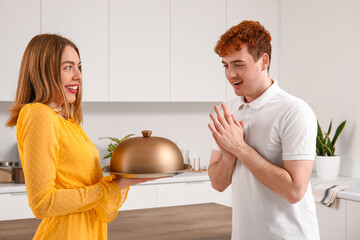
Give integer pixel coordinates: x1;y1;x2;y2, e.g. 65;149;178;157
222;45;268;102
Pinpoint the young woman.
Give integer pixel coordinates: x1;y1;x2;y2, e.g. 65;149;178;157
6;34;154;240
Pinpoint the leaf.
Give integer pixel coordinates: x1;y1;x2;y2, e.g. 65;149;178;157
103;152;112;159
327;119;333;137
119;134;135;143
317;121;324;143
99;137;121;144
324;134;333;156
331;120;346;150
316;135;324;156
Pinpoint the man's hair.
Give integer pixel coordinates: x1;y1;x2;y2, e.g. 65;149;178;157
214;20;272;69
6;34;83;127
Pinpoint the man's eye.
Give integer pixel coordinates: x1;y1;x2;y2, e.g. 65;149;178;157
235;64;244;68
222;65;228;69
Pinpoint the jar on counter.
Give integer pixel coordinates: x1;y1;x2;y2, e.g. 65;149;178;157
12;161;25;184
0;161;13;183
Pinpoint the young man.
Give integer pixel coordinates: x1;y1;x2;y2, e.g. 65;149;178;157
208;20;319;239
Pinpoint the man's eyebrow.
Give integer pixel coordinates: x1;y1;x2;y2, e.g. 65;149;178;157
221;60;245;64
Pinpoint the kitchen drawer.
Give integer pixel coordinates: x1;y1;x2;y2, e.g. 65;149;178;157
157;181;232;207
0;192;34;221
119;185;157;211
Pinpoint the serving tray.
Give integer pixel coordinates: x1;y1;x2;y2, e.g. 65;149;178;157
102;164;192;178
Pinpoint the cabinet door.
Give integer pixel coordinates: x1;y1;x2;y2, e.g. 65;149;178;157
171;0;226;102
226;0;279;100
0;193;34;220
119;185;157;211
0;0;40;101
157;181;231;207
42;0;108;102
316;200;346;240
346;200;360;240
109;0;170;101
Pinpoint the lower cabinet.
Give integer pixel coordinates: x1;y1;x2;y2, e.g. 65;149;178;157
0;180;231;220
316;199;346;240
0;192;34;221
316;198;360;240
346;200;360;240
119;180;231;211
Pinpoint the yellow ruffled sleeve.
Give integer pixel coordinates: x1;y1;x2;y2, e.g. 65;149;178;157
17;103;128;221
95;175;129;222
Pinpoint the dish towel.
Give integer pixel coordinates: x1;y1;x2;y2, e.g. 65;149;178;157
312;183;349;207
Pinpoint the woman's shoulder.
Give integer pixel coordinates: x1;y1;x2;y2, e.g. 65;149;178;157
18;103;58;124
20;103;56;115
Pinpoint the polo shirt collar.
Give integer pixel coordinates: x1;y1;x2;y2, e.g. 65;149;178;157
238;79;280;111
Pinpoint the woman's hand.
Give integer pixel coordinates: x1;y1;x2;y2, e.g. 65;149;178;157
114;177;161;190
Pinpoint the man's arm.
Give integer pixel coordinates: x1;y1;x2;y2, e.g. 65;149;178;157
208;150;237;192
209;102;313;204
233;143;313;203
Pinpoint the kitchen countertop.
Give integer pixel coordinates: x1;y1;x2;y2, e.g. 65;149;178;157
0;171;210;194
311;173;360;202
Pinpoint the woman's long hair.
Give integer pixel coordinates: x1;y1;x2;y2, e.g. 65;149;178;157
6;34;83;127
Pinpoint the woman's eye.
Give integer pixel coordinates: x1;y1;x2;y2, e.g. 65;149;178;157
64;66;72;70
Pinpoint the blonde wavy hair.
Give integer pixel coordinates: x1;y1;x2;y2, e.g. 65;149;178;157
6;34;83;127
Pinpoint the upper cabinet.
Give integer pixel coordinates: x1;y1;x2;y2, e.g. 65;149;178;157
0;0;40;101
109;0;171;102
170;0;226;102
42;0;108;102
226;0;279;100
0;0;279;103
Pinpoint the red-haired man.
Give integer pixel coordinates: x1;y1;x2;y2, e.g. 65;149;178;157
208;20;319;239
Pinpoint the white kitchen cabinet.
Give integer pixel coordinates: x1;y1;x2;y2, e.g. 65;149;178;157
316;199;346;240
157;181;231;207
346;200;360;240
170;0;226;102
0;0;40;101
0;192;34;220
42;0;108;102
119;185;157;211
109;0;170;102
226;0;279;100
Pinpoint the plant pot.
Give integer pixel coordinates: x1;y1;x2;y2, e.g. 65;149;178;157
315;156;341;179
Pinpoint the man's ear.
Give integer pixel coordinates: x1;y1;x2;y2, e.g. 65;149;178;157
261;53;270;71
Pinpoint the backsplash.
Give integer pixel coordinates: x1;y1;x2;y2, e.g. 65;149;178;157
0;101;220;169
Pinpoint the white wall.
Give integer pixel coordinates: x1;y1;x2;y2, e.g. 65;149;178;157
279;0;360;177
0;101;219;169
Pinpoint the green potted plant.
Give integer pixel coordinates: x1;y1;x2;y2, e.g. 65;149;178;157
100;134;134;159
316;120;346;179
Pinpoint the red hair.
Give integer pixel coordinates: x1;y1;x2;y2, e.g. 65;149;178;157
215;20;272;68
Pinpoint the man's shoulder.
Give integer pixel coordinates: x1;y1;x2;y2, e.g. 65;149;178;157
272;88;313;112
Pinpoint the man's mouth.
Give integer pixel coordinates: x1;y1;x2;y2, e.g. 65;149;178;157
233;81;243;86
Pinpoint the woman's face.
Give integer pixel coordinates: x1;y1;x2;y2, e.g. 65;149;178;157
60;45;82;104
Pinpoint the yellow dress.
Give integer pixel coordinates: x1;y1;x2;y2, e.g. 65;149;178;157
16;103;128;240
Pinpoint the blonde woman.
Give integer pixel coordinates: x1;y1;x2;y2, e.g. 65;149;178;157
7;34;155;240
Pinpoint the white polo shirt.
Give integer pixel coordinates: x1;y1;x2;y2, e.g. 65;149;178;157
213;80;319;240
